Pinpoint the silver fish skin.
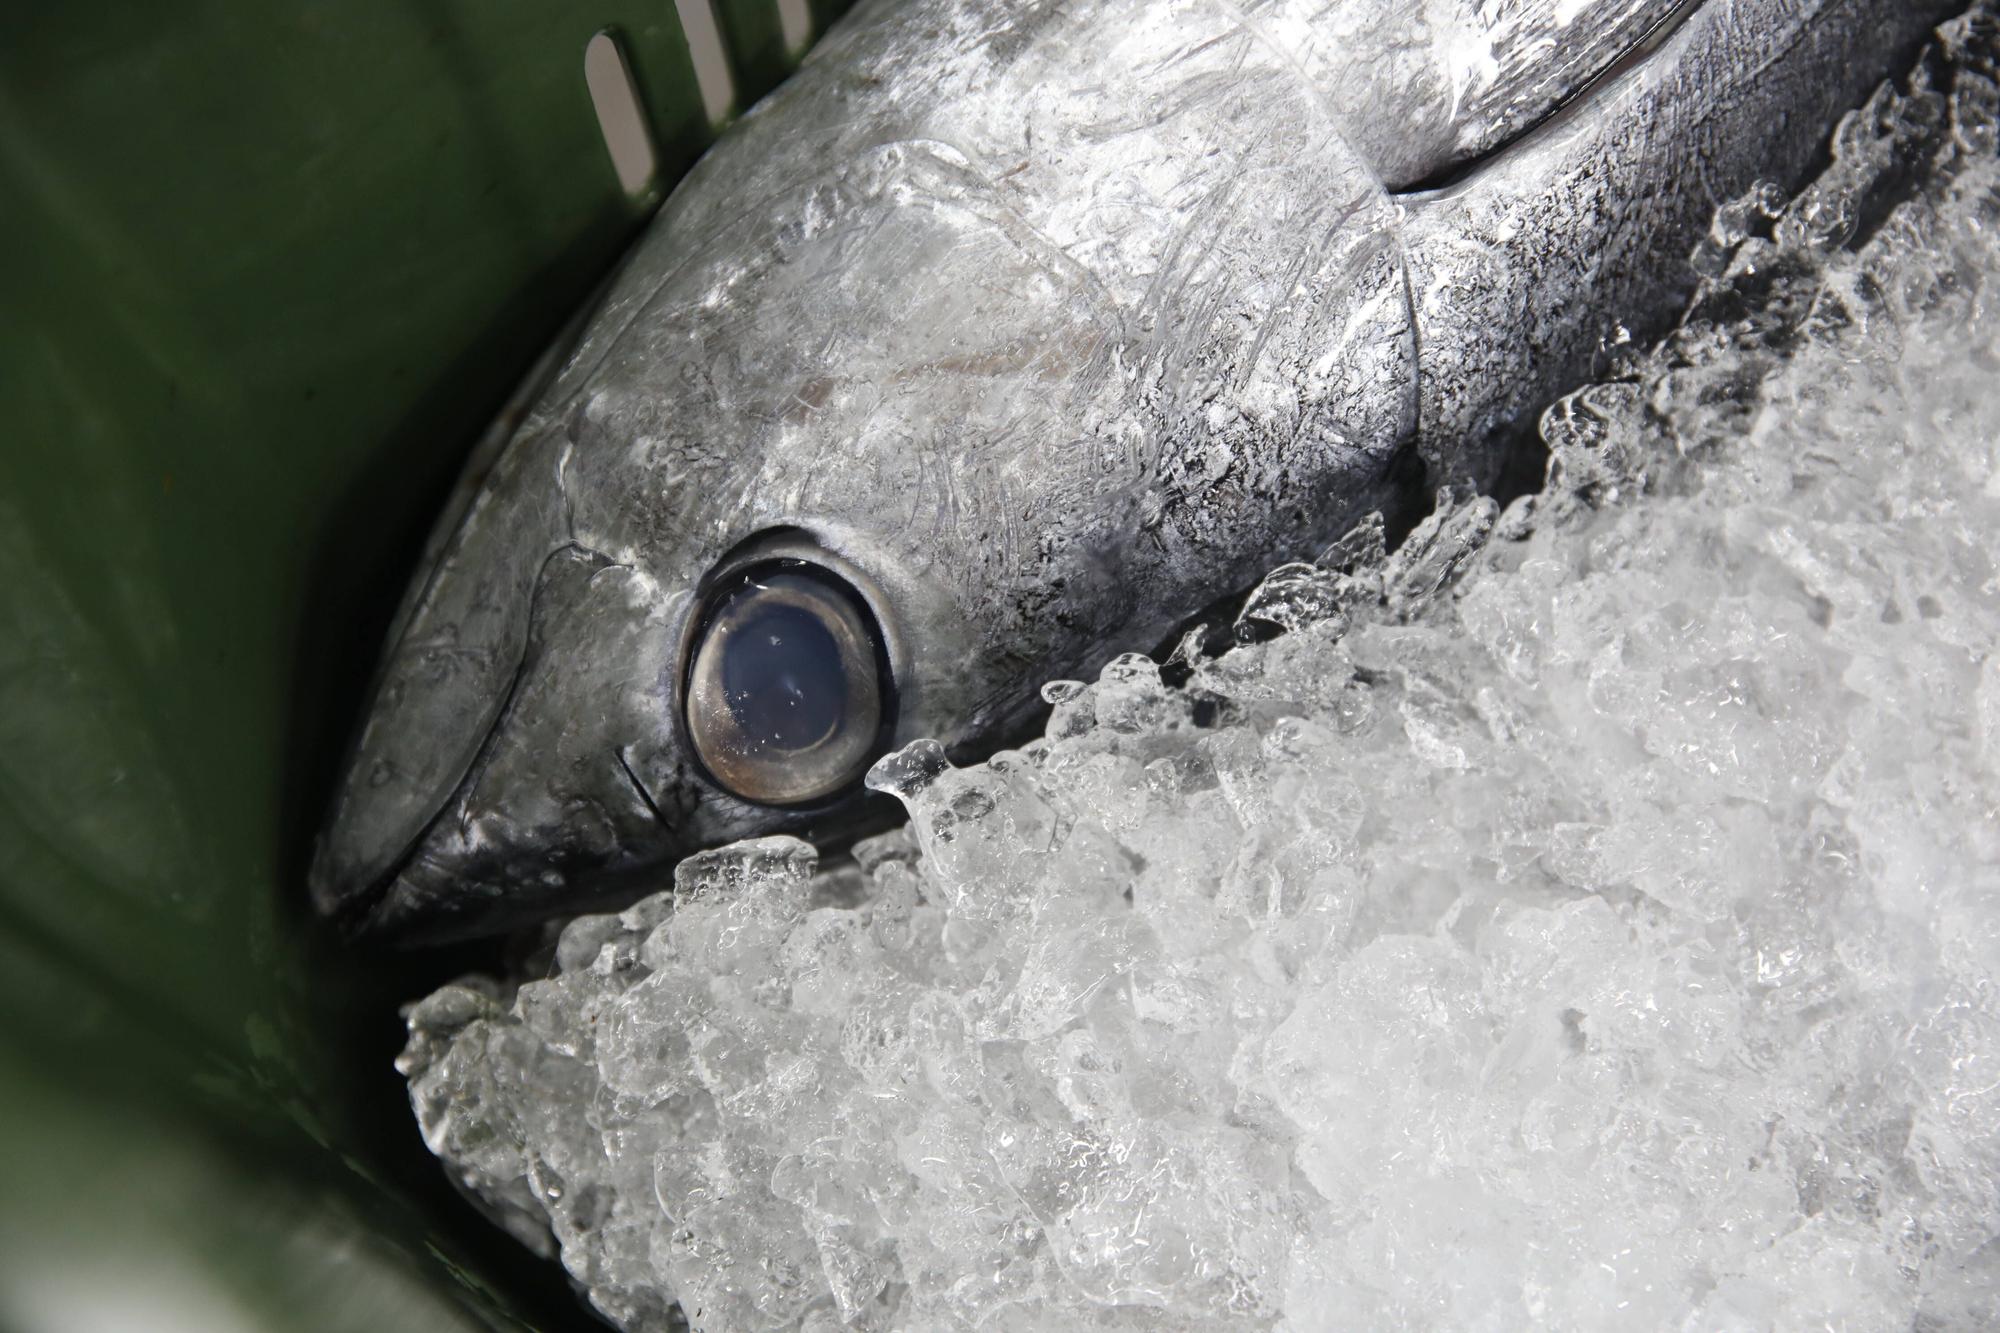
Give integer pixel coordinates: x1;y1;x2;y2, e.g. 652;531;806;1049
313;0;1964;940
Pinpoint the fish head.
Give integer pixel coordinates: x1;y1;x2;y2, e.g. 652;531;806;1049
315;92;1416;939
311;146;1133;938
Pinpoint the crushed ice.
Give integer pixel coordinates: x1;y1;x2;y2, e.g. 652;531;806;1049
401;18;2000;1330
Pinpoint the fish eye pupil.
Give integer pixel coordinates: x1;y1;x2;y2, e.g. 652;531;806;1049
720;603;846;751
683;560;891;807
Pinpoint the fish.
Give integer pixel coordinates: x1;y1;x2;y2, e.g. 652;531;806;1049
312;0;1967;941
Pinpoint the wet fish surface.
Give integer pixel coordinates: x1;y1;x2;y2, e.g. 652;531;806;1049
313;0;1968;939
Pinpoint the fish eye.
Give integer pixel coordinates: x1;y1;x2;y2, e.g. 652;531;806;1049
683;560;891;806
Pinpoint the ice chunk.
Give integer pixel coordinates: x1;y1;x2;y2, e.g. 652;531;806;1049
402;25;2000;1332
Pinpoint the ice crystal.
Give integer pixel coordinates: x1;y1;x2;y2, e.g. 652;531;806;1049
403;18;2000;1330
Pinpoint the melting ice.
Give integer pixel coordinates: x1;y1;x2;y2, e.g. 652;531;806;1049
402;19;2000;1331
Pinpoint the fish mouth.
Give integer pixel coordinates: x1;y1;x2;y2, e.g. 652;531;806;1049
1394;0;1711;197
324;820;670;946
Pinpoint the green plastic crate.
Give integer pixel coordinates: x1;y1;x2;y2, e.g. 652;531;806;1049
0;4;845;1326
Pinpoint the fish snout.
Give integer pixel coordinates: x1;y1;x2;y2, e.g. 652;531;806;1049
310;534;690;939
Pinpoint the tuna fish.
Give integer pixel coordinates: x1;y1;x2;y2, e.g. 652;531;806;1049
313;0;1966;939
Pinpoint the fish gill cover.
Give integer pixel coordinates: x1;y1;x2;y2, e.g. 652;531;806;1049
399;15;2000;1330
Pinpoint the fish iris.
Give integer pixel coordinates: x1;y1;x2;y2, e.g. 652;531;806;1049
684;563;887;805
